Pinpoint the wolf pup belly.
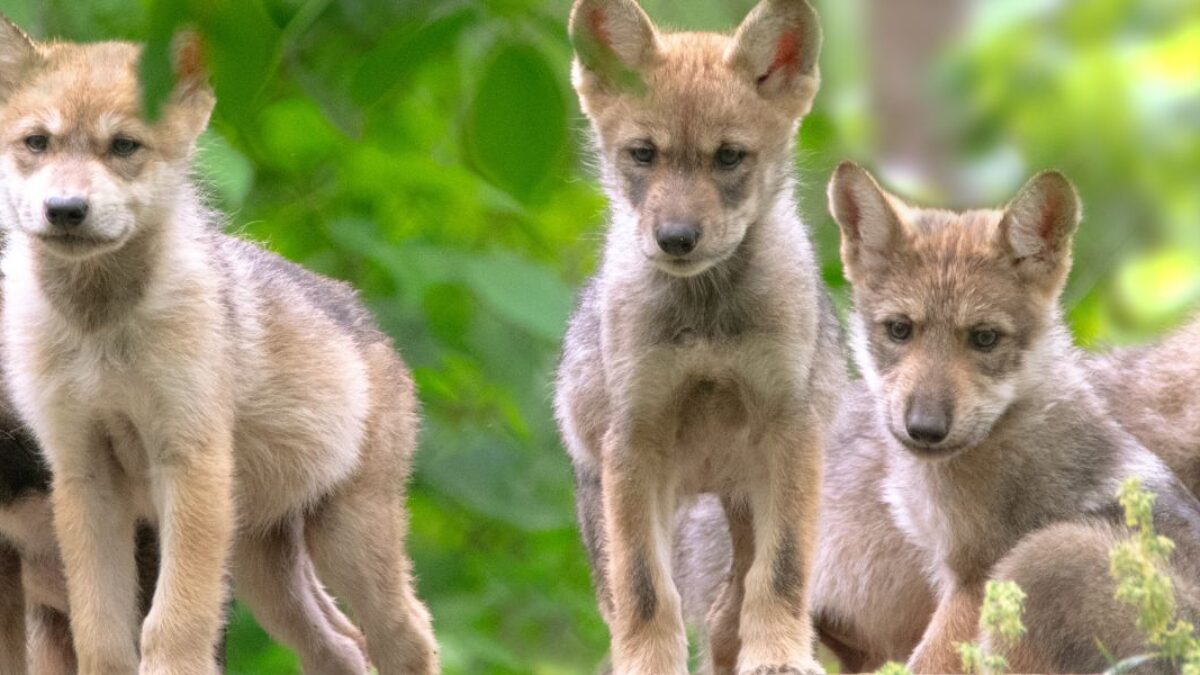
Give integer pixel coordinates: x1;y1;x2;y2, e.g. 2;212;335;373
554;1;845;673
0;18;436;675
822;162;1200;674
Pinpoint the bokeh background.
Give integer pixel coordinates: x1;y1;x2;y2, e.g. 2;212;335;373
1;0;1196;672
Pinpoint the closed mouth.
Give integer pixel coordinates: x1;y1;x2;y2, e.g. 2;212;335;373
35;231;113;247
896;435;966;459
654;257;713;278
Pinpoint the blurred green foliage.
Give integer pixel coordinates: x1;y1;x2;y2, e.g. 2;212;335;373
0;0;1195;673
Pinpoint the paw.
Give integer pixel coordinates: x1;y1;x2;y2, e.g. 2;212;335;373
739;658;825;675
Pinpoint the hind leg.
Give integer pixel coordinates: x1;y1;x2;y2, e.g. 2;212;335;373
306;486;438;675
706;498;754;675
991;520;1167;674
0;546;24;674
27;606;75;675
575;462;614;626
234;517;369;675
305;560;371;663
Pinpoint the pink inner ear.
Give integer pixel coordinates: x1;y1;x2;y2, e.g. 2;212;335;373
1038;189;1061;242
588;8;612;48
758;30;799;85
176;34;205;82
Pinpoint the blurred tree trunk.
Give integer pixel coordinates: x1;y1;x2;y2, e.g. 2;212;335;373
867;0;966;200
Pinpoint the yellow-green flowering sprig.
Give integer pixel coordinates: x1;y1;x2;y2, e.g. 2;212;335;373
955;580;1027;674
874;661;912;675
1108;477;1200;674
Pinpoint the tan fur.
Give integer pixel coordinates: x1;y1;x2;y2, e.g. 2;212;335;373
558;2;844;673
0;19;436;674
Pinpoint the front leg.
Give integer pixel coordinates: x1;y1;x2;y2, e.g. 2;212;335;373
907;584;983;674
737;425;823;675
140;431;234;675
48;426;141;674
602;428;687;675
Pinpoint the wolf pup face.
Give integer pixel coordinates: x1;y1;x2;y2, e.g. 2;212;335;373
0;18;213;260
570;0;821;277
829;162;1081;459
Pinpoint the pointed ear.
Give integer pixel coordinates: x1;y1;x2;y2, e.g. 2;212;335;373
726;0;822;115
0;15;40;101
828;161;908;284
166;31;215;138
997;171;1080;294
569;0;659;96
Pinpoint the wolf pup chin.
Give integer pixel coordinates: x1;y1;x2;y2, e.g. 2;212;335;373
0;18;436;674
825;162;1200;673
555;0;845;673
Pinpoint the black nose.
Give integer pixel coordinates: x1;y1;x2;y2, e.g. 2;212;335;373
655;221;700;256
45;196;89;229
905;403;951;445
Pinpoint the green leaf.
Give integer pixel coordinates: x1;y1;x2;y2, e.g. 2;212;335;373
349;8;476;108
139;0;187;120
198;0;283;125
466;42;568;202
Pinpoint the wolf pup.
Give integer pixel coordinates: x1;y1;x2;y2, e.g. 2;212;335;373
555;1;845;672
680;314;1200;673
0;19;436;675
796;312;1200;673
824;162;1200;673
678;317;1200;670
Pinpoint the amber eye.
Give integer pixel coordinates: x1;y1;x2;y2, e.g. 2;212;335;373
969;328;1000;351
629;143;656;166
24;135;48;153
886;319;913;343
110;137;141;156
715;145;745;169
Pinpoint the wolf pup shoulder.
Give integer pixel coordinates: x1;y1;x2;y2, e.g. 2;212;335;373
827;162;1200;673
555;1;845;673
0;18;436;674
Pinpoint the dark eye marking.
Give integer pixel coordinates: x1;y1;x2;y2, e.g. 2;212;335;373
969;327;1001;351
24;135;48;153
715;144;746;169
885;318;913;343
110;137;141;157
628;141;656;166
